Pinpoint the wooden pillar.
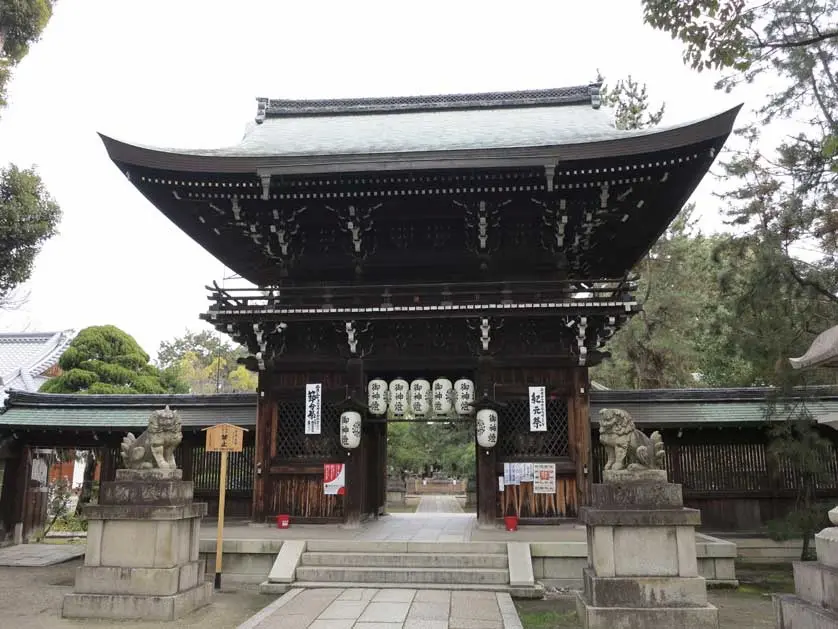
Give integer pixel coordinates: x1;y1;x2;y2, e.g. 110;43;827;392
476;356;497;528
99;444;117;483
181;440;194;482
378;421;387;515
0;440;24;538
570;367;591;508
344;358;365;528
252;372;273;523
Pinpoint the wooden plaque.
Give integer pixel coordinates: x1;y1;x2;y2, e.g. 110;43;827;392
203;423;247;452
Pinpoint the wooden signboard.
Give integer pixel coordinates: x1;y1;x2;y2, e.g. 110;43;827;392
202;423;247;589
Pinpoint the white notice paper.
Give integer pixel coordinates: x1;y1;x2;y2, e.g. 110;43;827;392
528;386;547;432
503;463;521;486
533;463;556;494
305;383;322;435
521;463;534;483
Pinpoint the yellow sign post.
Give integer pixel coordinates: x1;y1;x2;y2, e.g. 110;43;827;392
202;423;247;590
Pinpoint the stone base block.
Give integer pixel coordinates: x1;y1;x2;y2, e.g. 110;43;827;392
602;469;668;484
793;560;838;610
816;527;838;569
100;479;194;506
591;481;683;509
580;507;701;527
774;593;838;629
85;513;202;569
62;581;212;621
116;468;183;481
576;592;719;629
582;568;707;607
74;560;205;596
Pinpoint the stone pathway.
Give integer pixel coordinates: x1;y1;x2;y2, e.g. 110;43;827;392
0;543;85;567
415;495;464;514
239;588;522;629
356;513;475;542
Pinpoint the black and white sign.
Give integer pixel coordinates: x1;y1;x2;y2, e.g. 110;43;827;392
528;385;546;432
305;383;322;435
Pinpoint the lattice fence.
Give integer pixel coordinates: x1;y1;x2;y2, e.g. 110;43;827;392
497;399;569;459
275;400;342;460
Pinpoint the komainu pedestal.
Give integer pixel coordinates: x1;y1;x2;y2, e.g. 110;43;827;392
774;508;838;627
576;409;718;629
62;409;212;621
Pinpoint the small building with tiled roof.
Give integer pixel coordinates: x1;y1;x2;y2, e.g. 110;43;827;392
0;331;76;407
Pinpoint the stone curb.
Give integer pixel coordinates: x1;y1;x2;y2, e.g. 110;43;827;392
235;587;302;629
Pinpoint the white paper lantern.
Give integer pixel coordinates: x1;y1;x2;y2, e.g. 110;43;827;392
476;408;499;449
388;378;409;418
367;378;388;415
454;379;475;415
340;410;362;449
410;379;431;418
432;378;453;417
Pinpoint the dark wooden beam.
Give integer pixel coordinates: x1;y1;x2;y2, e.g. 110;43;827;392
570;367;592;508
253;373;273;523
476;355;497;528
344;358;366;528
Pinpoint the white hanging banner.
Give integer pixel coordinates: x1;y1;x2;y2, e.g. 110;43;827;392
305;383;322;435
528;386;547;432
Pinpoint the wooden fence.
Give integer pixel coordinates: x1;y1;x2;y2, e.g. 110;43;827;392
56;433;838;530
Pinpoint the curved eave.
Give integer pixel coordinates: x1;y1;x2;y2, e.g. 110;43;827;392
99;105;742;176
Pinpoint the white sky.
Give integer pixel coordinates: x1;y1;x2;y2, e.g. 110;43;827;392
0;0;754;359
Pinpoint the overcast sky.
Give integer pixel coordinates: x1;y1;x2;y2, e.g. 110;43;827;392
0;0;752;358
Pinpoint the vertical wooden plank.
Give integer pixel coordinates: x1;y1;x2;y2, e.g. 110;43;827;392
214;450;228;589
572;367;591;507
344;358;365;527
253;371;271;523
476;355;497;527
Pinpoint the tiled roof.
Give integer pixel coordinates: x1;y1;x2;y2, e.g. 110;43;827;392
790;324;838;370
99;84;741;170
0;331;76;404
0;391;255;428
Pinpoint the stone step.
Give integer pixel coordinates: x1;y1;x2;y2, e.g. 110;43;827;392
774;593;838;628
304;540;506;554
300;551;509;569
287;580;545;599
295;565;510;585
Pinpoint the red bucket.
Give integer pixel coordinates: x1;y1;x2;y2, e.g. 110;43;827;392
276;514;290;529
504;516;519;532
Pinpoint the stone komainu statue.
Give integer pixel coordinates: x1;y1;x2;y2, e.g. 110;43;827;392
121;406;183;470
598;408;665;471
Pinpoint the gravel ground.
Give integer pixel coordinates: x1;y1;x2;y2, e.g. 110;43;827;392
0;559;269;629
516;589;778;628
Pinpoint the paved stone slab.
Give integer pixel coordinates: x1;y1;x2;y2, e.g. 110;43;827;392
373;588;417;602
237;587;519;628
408;601;449;620
360;601;411;623
0;543;85;566
404;620;449;629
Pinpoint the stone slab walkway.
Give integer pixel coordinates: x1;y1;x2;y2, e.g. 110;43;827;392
0;543;85;567
238;588;523;629
415;495;463;514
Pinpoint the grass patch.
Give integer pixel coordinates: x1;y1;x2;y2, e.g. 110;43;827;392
516;599;579;629
735;561;795;594
384;503;419;514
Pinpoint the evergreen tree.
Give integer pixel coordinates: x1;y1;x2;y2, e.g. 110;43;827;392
40;325;188;394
